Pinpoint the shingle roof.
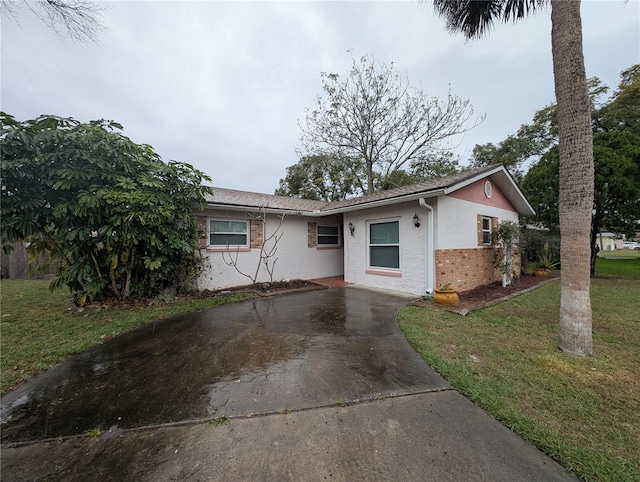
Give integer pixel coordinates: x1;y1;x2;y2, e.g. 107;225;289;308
325;165;499;210
205;164;534;216
205;187;328;212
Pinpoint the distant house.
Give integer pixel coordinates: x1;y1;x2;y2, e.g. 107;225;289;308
195;164;535;296
596;232;618;252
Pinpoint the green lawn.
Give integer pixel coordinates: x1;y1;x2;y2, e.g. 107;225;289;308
0;279;252;394
596;249;640;279
399;260;640;482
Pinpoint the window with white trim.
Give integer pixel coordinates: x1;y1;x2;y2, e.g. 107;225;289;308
209;219;248;247
482;216;492;245
317;225;340;246
369;220;400;269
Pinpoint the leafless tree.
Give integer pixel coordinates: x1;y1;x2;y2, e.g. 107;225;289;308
1;0;106;42
299;53;482;194
222;208;285;285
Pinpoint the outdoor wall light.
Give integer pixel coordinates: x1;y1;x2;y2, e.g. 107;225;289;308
413;213;420;228
348;221;355;236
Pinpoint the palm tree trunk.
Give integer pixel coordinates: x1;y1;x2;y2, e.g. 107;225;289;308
551;0;594;355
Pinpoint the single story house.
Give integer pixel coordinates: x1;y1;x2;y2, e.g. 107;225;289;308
195;164;535;297
596;232;617;252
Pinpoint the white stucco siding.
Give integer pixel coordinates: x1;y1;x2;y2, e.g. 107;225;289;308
436;196;519;249
343;201;430;296
198;212;343;291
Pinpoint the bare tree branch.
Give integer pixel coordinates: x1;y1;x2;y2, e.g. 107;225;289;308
2;0;106;42
298;53;483;194
221;208;286;285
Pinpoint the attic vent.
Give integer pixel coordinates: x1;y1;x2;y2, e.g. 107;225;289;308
484;180;492;199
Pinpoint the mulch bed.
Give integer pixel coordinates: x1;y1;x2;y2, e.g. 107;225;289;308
194;279;322;298
78;277;557;313
199;276;559;313
411;274;559;315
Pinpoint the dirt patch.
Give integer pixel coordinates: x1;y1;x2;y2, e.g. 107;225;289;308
412;275;559;315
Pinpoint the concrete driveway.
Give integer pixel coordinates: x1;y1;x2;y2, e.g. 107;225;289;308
1;286;577;481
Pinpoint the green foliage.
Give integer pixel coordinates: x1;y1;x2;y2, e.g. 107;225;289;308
86;427;102;438
520;67;640;235
0;113;211;301
277;150;463;201
208;415;230;427
470;103;557;181
495;64;640;275
523;131;640;235
592;130;640;238
492;220;520;284
519;228;560;274
520;147;560;228
275;153;365;201
534;241;560;271
597;64;640;135
408;151;462;180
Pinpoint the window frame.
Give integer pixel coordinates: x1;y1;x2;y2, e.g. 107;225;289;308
482;216;492;245
208;219;249;248
367;218;401;270
316;225;341;247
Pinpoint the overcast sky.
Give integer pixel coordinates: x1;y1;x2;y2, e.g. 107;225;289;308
2;1;639;194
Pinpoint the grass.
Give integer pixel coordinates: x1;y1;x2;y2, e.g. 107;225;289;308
208;415;230;427
0;279;252;395
399;260;640;482
596;249;640;279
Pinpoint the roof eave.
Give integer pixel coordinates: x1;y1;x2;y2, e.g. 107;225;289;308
205;202;313;216
321;189;446;214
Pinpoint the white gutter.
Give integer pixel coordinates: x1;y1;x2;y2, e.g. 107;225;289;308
204;204;308;216
419;198;435;295
322;189;446;215
206;188;447;217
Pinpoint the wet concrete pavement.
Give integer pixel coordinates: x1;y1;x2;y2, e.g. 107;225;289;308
1;286;577;481
1;286;446;443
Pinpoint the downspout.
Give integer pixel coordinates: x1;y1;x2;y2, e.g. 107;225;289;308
419;199;435;294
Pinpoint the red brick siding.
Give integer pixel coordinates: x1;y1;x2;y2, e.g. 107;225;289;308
197;215;208;249
250;219;263;248
308;222;317;248
435;247;521;292
436;248;497;292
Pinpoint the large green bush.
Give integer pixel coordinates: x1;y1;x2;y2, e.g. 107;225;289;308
1;113;211;302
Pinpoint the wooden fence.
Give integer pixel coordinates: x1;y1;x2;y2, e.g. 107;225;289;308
0;241;59;279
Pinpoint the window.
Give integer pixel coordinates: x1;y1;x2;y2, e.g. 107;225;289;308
317;225;340;246
482;216;492;245
369;220;400;269
209;219;248;247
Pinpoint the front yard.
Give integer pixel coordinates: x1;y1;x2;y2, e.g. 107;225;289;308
399;259;640;482
2;256;638;481
0;280;252;395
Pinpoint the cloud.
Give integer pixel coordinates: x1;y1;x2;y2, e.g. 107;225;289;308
2;0;638;194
